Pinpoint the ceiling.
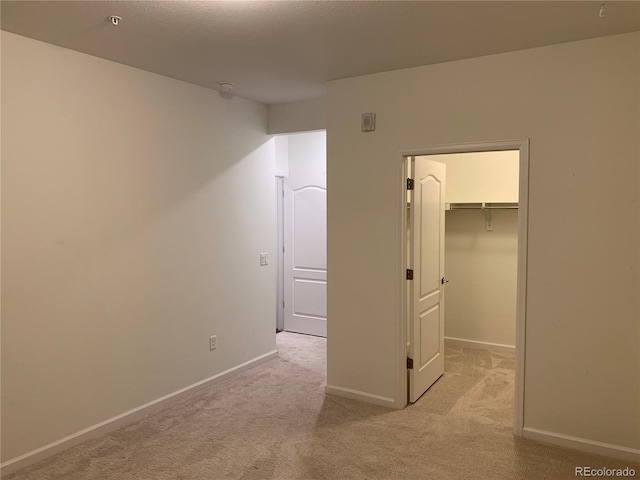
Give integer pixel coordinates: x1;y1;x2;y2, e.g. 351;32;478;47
2;1;639;105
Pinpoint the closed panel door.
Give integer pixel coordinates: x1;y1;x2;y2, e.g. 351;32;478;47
409;159;446;403
284;185;327;336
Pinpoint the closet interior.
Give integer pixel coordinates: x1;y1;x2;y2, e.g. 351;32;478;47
419;150;520;352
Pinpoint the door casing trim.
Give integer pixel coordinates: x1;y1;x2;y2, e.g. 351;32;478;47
275;176;285;332
396;139;529;437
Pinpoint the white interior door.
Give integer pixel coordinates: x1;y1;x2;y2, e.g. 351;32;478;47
409;158;446;403
284;181;327;337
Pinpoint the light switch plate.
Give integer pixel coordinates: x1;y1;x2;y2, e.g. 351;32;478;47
260;253;269;266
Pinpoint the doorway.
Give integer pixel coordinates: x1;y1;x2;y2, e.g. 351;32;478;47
401;140;529;436
275;131;327;338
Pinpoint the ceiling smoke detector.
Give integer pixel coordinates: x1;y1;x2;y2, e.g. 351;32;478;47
218;82;235;99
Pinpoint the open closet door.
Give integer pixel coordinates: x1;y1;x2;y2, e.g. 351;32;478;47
409;158;446;403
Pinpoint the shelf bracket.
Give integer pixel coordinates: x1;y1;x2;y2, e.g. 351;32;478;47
485;207;494;231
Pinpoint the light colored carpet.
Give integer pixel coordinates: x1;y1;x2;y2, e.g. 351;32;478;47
7;332;638;479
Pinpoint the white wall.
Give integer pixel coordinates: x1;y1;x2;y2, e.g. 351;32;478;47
1;32;276;462
423;151;519;348
267;97;326;135
274;131;327;178
286;131;327;189
0;30;3;463
274;136;290;176
445;209;518;347
327;32;639;452
419;151;519;204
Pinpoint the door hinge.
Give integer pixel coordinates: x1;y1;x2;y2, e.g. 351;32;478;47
407;357;414;369
406;178;414;190
406;269;414;280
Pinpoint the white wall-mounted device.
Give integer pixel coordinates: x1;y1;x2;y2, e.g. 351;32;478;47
361;113;376;132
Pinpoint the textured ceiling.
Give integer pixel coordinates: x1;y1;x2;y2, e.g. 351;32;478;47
2;1;639;105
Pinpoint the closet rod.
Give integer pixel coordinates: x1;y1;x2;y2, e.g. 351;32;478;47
447;202;518;210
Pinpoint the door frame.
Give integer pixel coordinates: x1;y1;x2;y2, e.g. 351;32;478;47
396;139;530;437
276;175;285;332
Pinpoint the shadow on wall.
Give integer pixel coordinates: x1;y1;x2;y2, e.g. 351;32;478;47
2;31;277;463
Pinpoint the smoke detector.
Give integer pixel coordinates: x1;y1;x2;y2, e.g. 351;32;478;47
218;82;235;99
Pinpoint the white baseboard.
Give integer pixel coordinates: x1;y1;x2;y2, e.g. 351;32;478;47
445;336;515;354
523;427;640;463
1;350;278;477
324;384;399;409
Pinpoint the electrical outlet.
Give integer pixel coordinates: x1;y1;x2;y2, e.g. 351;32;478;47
209;335;217;351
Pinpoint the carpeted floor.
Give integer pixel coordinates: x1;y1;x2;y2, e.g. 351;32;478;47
6;332;638;479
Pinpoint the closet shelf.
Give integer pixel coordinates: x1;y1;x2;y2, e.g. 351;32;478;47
446;202;518;210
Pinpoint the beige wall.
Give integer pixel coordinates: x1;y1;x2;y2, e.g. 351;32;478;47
327;32;639;450
445;209;518;347
1;32;276;461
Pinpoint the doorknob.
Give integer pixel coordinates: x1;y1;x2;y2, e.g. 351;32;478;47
441;277;449;285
